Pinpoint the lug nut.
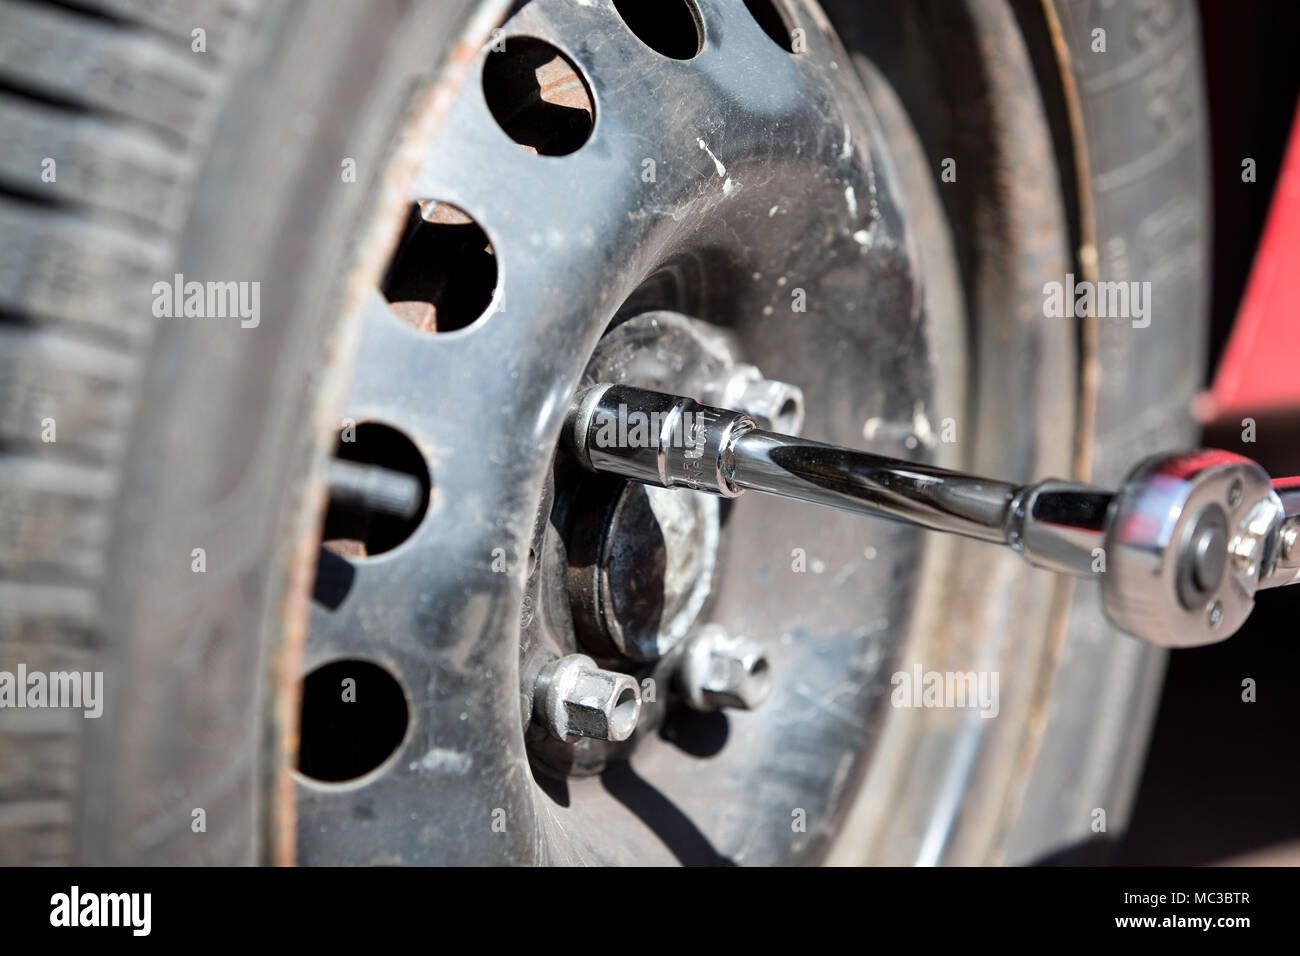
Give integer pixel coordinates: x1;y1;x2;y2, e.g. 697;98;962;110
677;624;773;712
702;364;805;435
534;654;642;742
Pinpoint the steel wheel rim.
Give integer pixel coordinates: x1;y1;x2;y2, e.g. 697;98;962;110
292;0;1077;866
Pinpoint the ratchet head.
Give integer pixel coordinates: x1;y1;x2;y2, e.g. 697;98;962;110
1102;450;1284;647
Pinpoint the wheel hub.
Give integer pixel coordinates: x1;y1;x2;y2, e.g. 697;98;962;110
568;479;720;662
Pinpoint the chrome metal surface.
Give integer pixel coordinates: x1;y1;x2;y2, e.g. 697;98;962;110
1177;505;1229;608
1004;480;1112;577
730;429;1018;545
569;383;1100;572
1103;451;1281;647
702;364;806;435
1260;476;1300;590
534;654;642;742
675;624;772;712
570;384;1300;649
570;383;755;497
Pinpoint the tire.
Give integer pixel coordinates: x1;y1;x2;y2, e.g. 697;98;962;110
0;0;1209;865
0;0;490;864
1004;0;1210;864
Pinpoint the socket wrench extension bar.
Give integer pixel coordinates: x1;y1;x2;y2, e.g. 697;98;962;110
566;383;1300;648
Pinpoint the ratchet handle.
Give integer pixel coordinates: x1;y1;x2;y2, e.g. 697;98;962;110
567;383;1300;649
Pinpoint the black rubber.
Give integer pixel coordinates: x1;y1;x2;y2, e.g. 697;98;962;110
1007;0;1212;864
0;0;484;864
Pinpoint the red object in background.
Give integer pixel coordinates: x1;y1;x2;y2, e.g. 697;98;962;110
1204;106;1300;420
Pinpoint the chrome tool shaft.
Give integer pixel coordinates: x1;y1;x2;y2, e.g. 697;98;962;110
568;383;1109;577
566;383;1300;647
